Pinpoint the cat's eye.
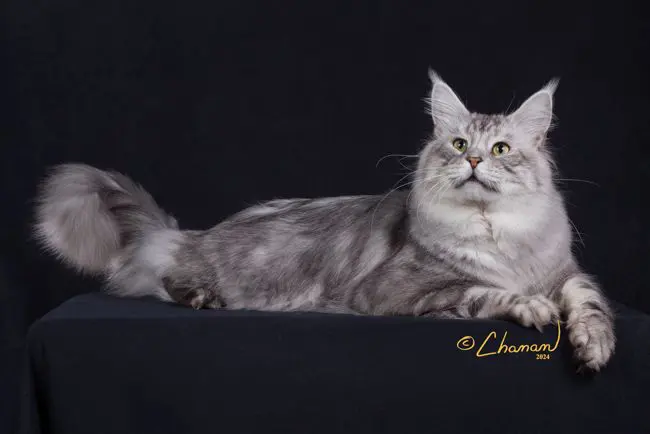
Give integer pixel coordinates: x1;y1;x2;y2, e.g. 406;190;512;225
491;142;510;156
452;138;468;152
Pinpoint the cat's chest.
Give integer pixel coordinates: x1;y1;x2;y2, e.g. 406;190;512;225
454;225;520;269
419;201;566;290
459;208;526;249
450;210;550;286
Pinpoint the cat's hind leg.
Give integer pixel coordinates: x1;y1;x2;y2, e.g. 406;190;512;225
161;276;223;309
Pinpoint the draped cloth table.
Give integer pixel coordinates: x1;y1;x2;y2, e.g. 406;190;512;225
21;293;650;434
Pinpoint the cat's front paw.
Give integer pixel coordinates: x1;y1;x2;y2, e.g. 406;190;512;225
568;311;615;373
509;294;560;332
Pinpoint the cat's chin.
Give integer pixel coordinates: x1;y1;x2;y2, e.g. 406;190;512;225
451;181;500;204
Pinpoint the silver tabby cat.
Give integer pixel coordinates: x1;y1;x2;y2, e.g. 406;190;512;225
35;71;615;372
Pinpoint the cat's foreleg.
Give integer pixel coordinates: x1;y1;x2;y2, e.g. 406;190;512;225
554;274;615;372
455;286;560;331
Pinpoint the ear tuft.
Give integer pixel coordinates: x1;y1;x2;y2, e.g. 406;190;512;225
542;78;560;96
428;68;442;86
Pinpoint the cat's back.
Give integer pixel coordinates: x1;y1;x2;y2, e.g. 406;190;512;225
224;192;407;230
200;192;408;265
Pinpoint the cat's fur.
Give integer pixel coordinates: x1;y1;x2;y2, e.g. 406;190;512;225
35;71;615;372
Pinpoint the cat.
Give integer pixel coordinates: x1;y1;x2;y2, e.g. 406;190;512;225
34;70;615;372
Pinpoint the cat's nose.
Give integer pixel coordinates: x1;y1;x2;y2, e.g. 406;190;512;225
466;156;483;169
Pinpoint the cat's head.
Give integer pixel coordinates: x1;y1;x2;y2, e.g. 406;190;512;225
416;70;558;204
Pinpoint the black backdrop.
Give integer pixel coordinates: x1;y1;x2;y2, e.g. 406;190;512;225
2;0;648;432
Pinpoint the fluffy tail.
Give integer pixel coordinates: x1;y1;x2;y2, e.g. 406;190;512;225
34;163;181;300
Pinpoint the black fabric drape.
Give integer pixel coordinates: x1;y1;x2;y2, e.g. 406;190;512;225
22;294;650;434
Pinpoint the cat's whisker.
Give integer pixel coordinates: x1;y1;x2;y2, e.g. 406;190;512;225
504;92;517;114
396;160;413;171
567;218;586;247
434;180;453;206
415;180;435;226
418;167;445;175
422;174;452;183
416;177;451;225
553;178;600;187
375;153;418;168
369;173;419;233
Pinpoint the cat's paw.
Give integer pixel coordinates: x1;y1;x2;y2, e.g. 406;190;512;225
509;294;560;332
185;288;213;310
568;311;615;373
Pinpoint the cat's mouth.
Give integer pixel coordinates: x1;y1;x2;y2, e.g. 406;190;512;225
457;174;498;192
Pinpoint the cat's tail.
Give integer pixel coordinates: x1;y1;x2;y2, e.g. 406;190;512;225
34;163;183;300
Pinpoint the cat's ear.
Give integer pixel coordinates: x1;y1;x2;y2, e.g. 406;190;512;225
428;69;469;132
510;79;559;139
